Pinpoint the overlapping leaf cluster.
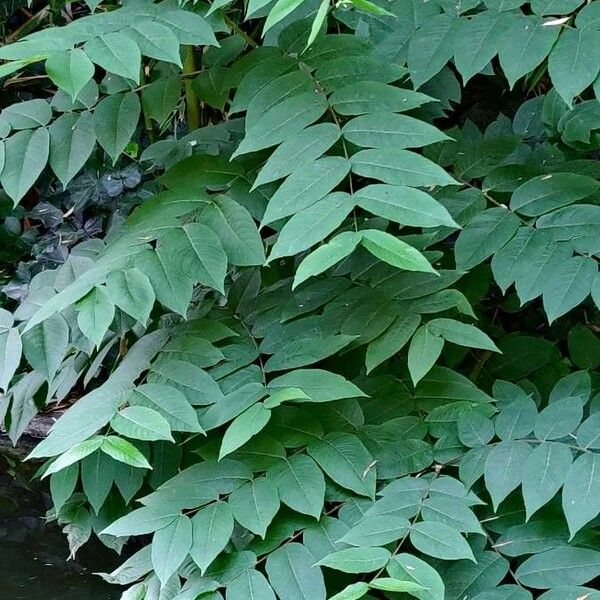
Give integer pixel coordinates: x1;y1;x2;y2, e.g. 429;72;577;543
0;0;599;599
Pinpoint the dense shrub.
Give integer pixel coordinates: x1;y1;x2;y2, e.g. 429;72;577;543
0;0;600;598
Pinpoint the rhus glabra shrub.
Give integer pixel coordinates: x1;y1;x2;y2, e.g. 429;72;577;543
0;0;600;598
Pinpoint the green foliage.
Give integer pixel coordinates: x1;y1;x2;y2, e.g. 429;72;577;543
0;0;599;599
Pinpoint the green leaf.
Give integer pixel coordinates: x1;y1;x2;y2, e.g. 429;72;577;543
229;477;280;538
491;227;535;293
366;313;421;373
106;268;155;324
129;382;203;433
318;547;391;573
190;501;234;574
151;514;193;585
308;432;376;498
534;397;583;440
515;547;600;588
495;520;569;558
44;436;104;476
50;463;78;514
141;76;181;126
76;286;115;347
148;359;224;406
269;192;353;261
137;247;193;316
264;334;357;372
267;454;325;518
408;14;459;88
531;0;584;15
536;204;600;240
252;123;340;188
2;99;51;129
421;496;484;534
158;10;217;45
410;521;475;562
352;148;457;188
268;369;366;403
94;92;141;163
226;569;276;600
84;32;141;83
219;403;271;459
522;441;572;520
457;411;495;448
266;543;326;600
48;111;96;188
361;230;437;274
455;208;520;271
495;396;537;440
293;231;362;289
102;504;178;537
82;450;117;515
484;440;532;510
233;91;328;157
340;515;410;547
370;578;425;594
575;412;600;449
331;82;435;115
1;127;49;204
307;0;329;48
342;112;450;149
510;173;599;216
200;195;265;266
100;435;152;469
454;10;512;83
387;553;445;600
499;16;559;88
328;582;369;600
111;406;173;442
160;223;227;294
127;21;181;66
408;325;444;385
548;27;600;106
264;0;305;32
428;319;499;351
262;157;351;226
46;49;94;101
354;184;457;227
542;257;597;323
263;387;310;409
22;313;69;381
0;324;21;392
562;452;600;539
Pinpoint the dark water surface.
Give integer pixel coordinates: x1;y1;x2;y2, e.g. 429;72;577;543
0;468;120;600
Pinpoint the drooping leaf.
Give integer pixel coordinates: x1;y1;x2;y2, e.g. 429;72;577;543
22;313;69;381
94;92;141;163
408;325;445;385
190;501;234;574
76;286;115;348
485;441;532;510
229;477;280;538
562;452;600;539
1;127;49;204
267;454;325;518
151;514;193;585
266;543;326;600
